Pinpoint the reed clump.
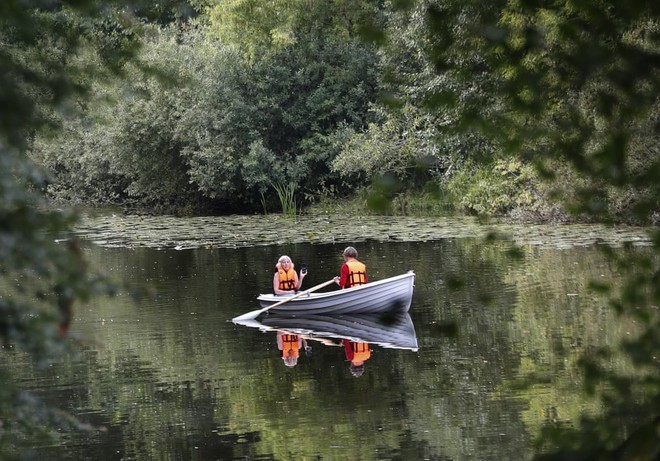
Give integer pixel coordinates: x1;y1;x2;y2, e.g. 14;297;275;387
272;182;297;221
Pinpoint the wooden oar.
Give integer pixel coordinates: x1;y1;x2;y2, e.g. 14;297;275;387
232;278;336;322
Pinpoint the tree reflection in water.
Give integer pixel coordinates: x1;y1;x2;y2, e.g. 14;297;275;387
8;236;654;460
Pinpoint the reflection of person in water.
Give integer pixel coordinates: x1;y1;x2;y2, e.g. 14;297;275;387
277;331;310;367
342;339;371;377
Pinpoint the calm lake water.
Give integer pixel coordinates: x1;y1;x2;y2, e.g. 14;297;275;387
9;216;655;460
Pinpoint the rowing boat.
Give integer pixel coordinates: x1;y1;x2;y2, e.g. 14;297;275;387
234;312;419;351
256;270;415;315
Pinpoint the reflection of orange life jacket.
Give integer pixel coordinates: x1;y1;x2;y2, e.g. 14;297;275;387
350;342;371;362
278;268;296;291
345;261;367;288
282;334;300;357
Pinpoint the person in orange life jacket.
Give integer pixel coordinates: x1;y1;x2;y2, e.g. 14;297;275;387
342;339;371;377
273;255;307;295
277;331;310;367
334;246;368;289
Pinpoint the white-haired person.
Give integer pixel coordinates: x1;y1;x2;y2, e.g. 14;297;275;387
273;255;307;295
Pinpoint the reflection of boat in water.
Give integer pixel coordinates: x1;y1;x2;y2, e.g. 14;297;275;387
234;312;419;351
256;271;415;315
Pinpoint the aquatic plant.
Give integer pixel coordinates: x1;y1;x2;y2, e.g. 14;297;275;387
272;182;297;221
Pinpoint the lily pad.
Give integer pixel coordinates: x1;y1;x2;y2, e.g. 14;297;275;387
72;213;653;250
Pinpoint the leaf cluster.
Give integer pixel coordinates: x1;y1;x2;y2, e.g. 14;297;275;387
378;0;660;458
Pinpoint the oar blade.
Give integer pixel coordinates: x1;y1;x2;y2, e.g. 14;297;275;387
232;317;264;328
232;309;266;322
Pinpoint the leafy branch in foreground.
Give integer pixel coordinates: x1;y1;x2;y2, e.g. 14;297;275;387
380;0;660;458
0;1;170;457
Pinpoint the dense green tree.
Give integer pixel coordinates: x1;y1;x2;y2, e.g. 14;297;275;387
332;104;455;183
425;0;659;223
206;0;383;54
180;29;381;210
33;7;382;213
332;0;511;212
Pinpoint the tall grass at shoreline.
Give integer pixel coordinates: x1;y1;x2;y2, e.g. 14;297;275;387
272;182;297;220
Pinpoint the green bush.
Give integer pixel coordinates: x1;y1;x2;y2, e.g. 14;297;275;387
444;158;542;216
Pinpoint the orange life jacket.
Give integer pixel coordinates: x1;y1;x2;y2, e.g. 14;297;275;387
350;342;371;362
278;268;296;291
345;260;367;288
281;334;300;358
